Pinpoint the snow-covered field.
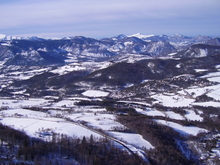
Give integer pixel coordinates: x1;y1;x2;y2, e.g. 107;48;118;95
109;131;154;150
184;110;203;121
152;94;195;107
1;117;102;139
0;98;50;108
82;90;109;97
165;111;185;120
0;96;154;155
136;108;166;117
70;113;122;130
155;120;208;136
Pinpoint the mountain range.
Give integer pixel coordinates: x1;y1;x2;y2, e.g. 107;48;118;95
0;33;220;97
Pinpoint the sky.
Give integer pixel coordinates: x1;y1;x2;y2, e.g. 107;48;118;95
0;0;219;38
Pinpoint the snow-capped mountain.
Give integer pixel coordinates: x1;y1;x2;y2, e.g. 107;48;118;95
0;33;219;85
0;34;175;68
0;34;45;41
130;33;214;49
128;33;155;40
0;33;216;65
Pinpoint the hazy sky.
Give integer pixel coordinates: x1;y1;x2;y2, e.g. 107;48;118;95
0;0;219;38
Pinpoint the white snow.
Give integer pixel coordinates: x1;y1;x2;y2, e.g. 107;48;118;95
124;41;133;46
67;113;123;131
165;111;185;120
0;98;49;109
216;65;220;69
201;72;220;82
136;108;165;117
51;64;86;75
0;109;50;119
129;33;154;39
207;86;220;101
152;94;194;107
37;47;47;52
168;52;177;56
82;90;109;97
207;76;220;83
0;34;6;39
0;117;102;139
51;61;112;76
0;97;155;156
199;49;208;57
199;70;220;85
136;108;185;120
11;89;27;95
108;44;123;52
176;63;181;68
155;120;208;136
51;100;76;108
124;83;134;88
5;68;50;80
152;83;220;108
178;84;220;101
184;110;203;121
192;101;220;107
194;69;208;73
1;42;11;46
109;131;154;150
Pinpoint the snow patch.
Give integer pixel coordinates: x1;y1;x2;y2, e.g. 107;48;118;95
51;64;86;75
192;101;220;107
185;110;203;121
82;90;109;97
194;69;208;73
124;41;133;46
0;34;6;39
199;49;208;57
156;120;208;136
129;33;154;39
152;94;194;107
37;47;47;52
109;132;154;150
168;52;177;56
176;63;182;68
165;111;185;120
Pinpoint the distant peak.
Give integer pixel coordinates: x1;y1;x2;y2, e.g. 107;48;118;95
129;33;155;39
159;34;168;37
0;35;47;41
173;34;185;37
0;34;6;39
113;34;127;40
